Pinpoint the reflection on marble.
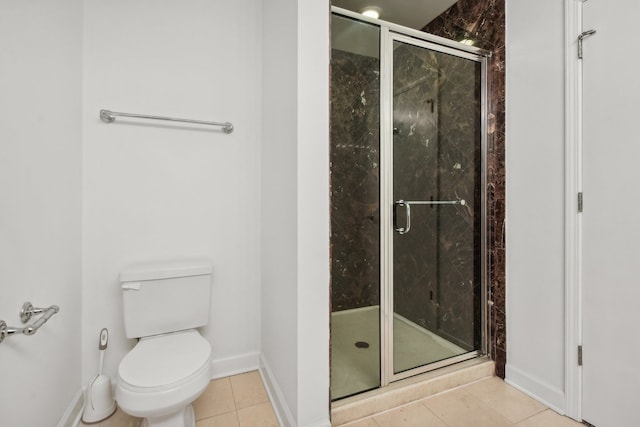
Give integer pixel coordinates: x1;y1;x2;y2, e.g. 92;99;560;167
423;0;506;377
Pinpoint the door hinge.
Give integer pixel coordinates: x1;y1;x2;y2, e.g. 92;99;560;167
578;345;583;366
578;192;583;212
578;29;596;59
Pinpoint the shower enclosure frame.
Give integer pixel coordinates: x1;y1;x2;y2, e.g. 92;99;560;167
332;6;492;390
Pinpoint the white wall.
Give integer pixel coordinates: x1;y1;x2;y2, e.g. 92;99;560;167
260;0;300;423
261;1;331;425
505;0;567;412
295;2;331;425
0;0;83;425
81;0;263;383
0;1;331;424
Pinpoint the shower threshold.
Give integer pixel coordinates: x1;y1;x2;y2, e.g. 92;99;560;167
331;356;494;425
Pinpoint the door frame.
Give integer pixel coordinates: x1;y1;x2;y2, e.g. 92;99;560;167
564;0;584;421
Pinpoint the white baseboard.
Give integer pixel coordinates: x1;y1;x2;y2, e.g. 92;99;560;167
260;354;295;427
57;388;84;427
505;364;566;414
302;421;331;427
211;351;260;379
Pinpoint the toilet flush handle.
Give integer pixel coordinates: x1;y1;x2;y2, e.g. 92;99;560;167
121;282;141;291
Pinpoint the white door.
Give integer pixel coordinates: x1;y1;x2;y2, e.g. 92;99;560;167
582;1;640;426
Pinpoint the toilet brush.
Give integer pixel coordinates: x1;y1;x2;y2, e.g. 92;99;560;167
82;328;117;424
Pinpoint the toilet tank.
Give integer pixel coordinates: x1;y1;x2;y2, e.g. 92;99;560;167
120;260;212;339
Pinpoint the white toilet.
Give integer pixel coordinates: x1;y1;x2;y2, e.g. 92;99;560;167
116;260;213;427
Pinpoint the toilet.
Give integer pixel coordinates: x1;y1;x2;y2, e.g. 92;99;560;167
116;260;213;427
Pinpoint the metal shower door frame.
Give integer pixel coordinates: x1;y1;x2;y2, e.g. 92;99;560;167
381;31;489;386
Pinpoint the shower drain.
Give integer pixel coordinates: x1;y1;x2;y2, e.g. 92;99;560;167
354;341;370;349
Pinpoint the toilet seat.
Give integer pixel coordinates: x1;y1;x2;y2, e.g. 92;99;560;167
116;330;212;419
119;330;211;390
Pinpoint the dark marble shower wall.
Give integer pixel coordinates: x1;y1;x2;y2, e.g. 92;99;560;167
423;0;506;378
330;49;381;311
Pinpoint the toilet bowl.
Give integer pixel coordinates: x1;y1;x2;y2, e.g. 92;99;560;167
116;260;213;427
116;330;211;427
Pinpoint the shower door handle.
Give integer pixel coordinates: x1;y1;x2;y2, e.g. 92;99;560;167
393;200;411;235
394;199;466;235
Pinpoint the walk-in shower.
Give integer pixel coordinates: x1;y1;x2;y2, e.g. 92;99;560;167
330;7;489;400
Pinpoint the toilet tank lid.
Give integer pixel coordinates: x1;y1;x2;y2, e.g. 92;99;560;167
120;260;213;282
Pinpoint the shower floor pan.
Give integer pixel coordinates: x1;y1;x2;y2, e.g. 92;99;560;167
331;305;465;400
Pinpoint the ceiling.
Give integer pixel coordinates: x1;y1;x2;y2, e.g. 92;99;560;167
332;0;459;30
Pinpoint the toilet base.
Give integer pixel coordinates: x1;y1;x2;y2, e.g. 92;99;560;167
140;404;195;427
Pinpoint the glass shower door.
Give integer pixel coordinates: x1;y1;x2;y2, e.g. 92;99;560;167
390;36;483;376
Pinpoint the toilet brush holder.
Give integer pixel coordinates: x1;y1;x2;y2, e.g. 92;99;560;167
82;328;117;424
82;374;117;424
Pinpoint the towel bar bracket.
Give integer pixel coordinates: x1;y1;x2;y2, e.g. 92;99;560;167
0;321;6;344
21;301;46;323
0;302;60;344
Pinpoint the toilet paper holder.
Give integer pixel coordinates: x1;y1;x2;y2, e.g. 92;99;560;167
0;302;60;344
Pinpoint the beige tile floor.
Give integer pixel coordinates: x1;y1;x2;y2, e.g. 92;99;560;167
336;377;584;427
80;372;583;427
79;370;278;427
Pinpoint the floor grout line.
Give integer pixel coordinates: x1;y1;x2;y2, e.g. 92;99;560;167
419;402;449;427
